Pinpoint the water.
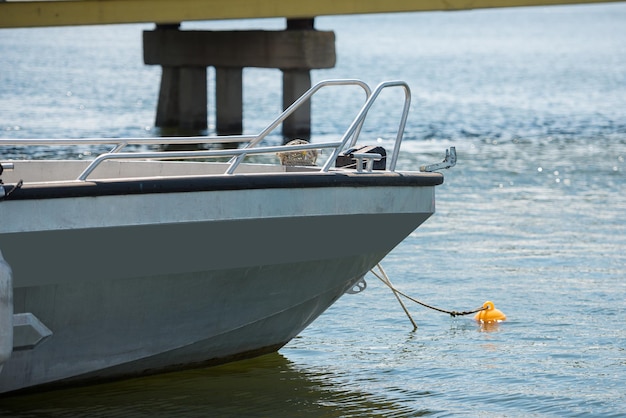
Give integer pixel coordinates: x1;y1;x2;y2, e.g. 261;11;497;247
1;3;626;416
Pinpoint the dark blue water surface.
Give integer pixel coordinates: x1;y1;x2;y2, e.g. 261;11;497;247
1;3;625;417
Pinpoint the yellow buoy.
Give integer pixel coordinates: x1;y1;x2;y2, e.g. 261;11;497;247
474;301;506;323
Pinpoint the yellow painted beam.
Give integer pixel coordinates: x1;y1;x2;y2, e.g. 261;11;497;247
0;0;623;29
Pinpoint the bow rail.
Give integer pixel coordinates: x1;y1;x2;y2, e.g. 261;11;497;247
1;79;413;181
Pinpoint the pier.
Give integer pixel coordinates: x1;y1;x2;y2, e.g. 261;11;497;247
142;19;334;136
1;0;620;138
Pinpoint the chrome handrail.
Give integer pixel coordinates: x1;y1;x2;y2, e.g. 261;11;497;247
224;79;371;174
320;80;410;172
1;79;413;180
246;79;371;150
76;142;343;181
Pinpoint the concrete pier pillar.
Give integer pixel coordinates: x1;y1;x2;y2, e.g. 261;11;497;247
156;66;208;131
282;69;311;139
282;18;315;140
155;67;179;128
151;24;208;132
216;67;243;136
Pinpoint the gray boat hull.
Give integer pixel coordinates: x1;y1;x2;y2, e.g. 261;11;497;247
0;178;437;393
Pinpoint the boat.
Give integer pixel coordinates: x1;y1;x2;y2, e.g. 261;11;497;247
0;80;455;394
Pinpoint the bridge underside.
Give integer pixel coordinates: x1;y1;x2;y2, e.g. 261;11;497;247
0;0;622;29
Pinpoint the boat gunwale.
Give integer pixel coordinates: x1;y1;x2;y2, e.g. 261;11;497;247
1;170;444;201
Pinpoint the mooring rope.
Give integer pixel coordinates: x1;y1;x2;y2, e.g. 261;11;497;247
370;263;487;330
371;263;418;330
